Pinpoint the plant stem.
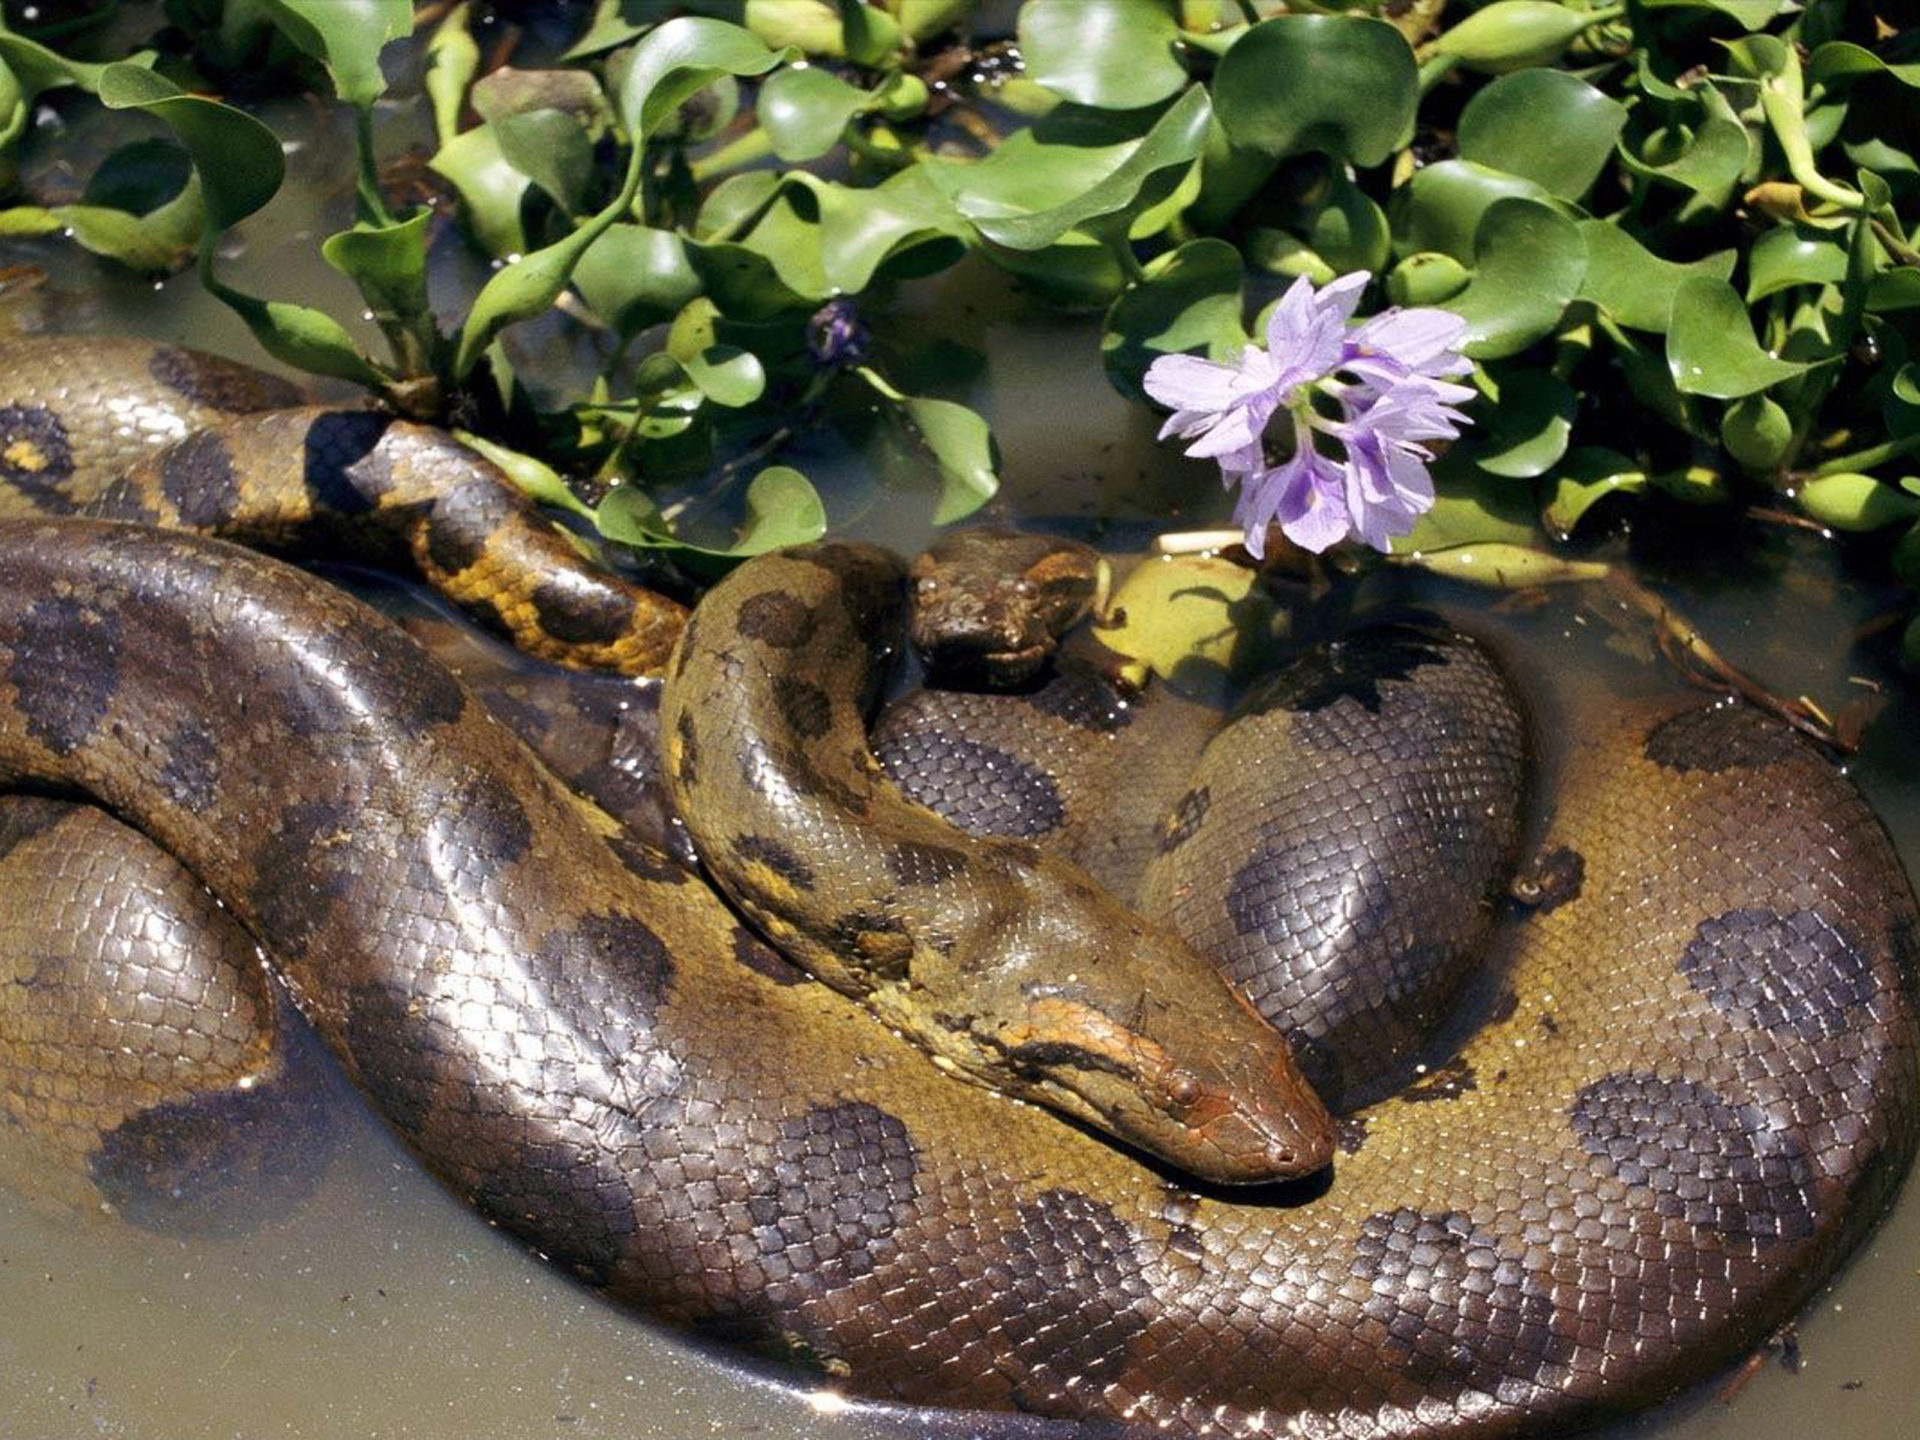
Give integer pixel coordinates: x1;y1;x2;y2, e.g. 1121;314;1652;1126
354;107;396;227
690;126;776;182
1812;432;1920;477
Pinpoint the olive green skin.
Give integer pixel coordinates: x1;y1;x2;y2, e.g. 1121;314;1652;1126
0;338;1916;1436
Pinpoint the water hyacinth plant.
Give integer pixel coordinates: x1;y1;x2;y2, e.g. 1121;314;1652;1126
0;0;1912;674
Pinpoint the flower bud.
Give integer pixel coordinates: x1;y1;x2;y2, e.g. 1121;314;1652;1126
1433;1;1601;74
1386;253;1470;307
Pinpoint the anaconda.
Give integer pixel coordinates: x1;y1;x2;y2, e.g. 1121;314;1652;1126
0;338;1915;1438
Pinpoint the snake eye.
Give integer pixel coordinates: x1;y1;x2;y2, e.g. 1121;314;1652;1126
1014;578;1037;599
1167;1072;1202;1107
917;576;940;595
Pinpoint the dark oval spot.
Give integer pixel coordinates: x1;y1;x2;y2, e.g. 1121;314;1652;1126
531;574;636;648
1157;785;1211;854
885;840;968;887
423;477;514;576
875;732;1065;838
0;403;75;509
673;708;702;788
1352;1209;1566;1397
158;429;241;528
1644;706;1803;773
772;676;834;741
734;924;809;985
82;475;162;524
9;596;121;755
469;1136;640;1288
985;1189;1152;1406
733;834;816;891
301;410;397;516
605;833;691;886
250;800;359;948
148;345;301;413
158;717;221;810
736;590;816;649
534;910;676;1027
1680;907;1877;1042
1569;1071;1816;1245
1024;670;1134;732
446;772;533;871
274;622;467;740
746;1101;920;1289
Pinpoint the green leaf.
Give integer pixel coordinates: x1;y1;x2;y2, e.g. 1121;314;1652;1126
0;31;154;98
1542;446;1646;540
1471;368;1575;478
803;168;967;293
1393;160;1557;265
453;430;593;519
213;290;389;386
1598;314;1705;435
611;16;785;144
256;0;412;107
97;64;283;232
55;181;204;273
1806;41;1920;91
1018;0;1187;110
1447;198;1588;360
424;1;479;145
428;125;529;258
1101;238;1248;399
758;63;870;161
1746;226;1848;303
1666;276;1812;399
1617;85;1751;209
1386;251;1470;306
574;224;702;334
1575;223;1735;332
857;374;1000;524
1432;0;1608;73
959;85;1213;251
1305;169;1389;274
321;210;432;329
1456;69;1625;201
1643;0;1782;27
596;465;826;557
493;107;595;215
680;344;766;407
1408;542;1611;588
1796;472;1920;531
1213;16;1416;167
1404;459;1538;550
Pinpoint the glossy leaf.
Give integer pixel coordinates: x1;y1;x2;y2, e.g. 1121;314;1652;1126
1456;70;1625;201
1095;554;1274;692
597;465;826;557
493;107;595;215
1403;460;1538;551
1746;227;1848;303
1666;276;1811;399
574;224;702;334
1472;368;1575;478
759;63;869;161
1018;0;1186;110
1213;16;1416;167
1102;238;1248;398
1576;223;1735;333
1806;41;1920;91
428;126;529;258
1543;447;1645;540
1618;85;1751;209
1394;160;1557;265
213;290;389;386
945;86;1213;252
838;0;902;66
321;210;432;330
681;344;766;408
97;64;283;232
256;0;412;107
1448;199;1588;360
455;430;594;520
1410;543;1611;588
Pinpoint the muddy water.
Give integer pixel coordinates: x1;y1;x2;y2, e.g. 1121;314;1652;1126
2;48;1918;1440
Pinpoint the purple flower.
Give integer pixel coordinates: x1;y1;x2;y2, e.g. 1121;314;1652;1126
1142;271;1473;558
807;298;867;366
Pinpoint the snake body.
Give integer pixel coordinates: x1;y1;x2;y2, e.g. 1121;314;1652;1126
0;339;1917;1438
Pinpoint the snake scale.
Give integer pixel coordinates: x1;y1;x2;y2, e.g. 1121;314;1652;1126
0;337;1916;1439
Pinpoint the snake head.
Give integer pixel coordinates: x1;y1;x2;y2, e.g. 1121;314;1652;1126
908;531;1104;687
998;981;1336;1186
